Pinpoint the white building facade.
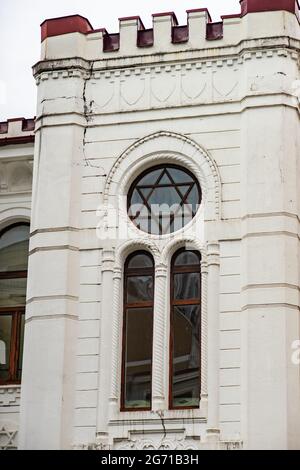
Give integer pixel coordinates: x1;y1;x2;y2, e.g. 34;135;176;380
0;0;300;450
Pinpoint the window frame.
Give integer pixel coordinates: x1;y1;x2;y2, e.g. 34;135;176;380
0;222;29;386
169;248;202;410
121;251;155;412
127;164;202;235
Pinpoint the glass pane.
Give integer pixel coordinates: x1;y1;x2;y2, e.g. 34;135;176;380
130;189;144;205
17;314;25;380
0;225;30;272
127;253;153;269
174;272;200;300
148;187;182;206
186;184;200;211
175;251;200;266
0;278;27;307
157;172;172;185
124;308;153;409
128;166;201;235
168;168;193;184
127;276;153;303
138;169;163;186
0;315;12;381
172;305;201;408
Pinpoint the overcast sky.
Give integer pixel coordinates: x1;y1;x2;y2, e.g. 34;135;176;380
0;0;240;120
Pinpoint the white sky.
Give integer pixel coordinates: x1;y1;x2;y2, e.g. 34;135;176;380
0;0;240;120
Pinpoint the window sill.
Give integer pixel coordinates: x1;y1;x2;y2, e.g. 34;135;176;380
109;406;207;426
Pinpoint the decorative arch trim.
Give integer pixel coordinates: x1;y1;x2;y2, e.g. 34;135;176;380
115;238;160;269
0;207;31;232
104;131;221;220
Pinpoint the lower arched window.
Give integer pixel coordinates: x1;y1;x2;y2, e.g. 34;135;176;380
0;223;29;384
121;251;154;411
170;249;201;409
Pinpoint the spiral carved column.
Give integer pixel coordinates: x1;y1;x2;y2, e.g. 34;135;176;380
200;257;208;411
152;264;167;410
109;267;122;417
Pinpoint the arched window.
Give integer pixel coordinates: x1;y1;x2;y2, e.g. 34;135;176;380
121;251;154;411
128;164;201;235
170;249;201;409
0;223;29;384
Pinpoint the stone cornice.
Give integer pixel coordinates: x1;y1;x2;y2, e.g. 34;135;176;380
33;36;300;78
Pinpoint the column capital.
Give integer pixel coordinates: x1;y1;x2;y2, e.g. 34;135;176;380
102;249;115;272
155;263;168;277
207;242;220;267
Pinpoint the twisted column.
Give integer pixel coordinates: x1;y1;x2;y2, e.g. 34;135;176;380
200;257;208;406
152;264;167;410
109;267;122;416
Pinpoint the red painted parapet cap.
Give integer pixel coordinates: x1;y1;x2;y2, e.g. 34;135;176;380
0;118;35;146
240;0;300;16
40;3;300;43
152;12;179;25
186;8;212;23
119;16;145;30
41;14;93;41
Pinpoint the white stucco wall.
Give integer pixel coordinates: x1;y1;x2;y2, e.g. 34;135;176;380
1;4;300;451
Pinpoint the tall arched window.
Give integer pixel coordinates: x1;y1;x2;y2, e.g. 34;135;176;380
0;223;29;384
121;252;154;411
170;249;201;409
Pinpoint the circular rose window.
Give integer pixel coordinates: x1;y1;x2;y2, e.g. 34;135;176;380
127;164;201;235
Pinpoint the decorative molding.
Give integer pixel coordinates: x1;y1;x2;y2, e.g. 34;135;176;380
0;424;18;450
115;238;161;268
0;160;33;194
115;436;199;451
161;237;206;266
0;386;21;407
152;268;167;408
104;131;220;221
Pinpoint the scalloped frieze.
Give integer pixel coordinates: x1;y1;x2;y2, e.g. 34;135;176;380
0;161;33;194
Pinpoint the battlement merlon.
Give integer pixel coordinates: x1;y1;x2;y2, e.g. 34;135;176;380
40;1;300;61
0;118;35;147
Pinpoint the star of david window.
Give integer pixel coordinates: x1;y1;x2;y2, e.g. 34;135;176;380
127;165;201;235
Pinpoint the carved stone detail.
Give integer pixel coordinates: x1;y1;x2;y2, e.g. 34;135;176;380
0;386;21;406
0;425;18;450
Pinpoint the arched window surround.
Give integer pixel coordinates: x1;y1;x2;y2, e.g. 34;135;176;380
121;251;155;411
0;222;29;385
169;248;202;410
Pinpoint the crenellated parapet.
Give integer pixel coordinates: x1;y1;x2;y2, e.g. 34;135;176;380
39;1;300;61
0;118;35;147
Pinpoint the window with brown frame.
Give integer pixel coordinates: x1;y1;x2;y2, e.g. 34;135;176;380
127;164;201;235
121;251;154;411
0;223;29;385
169;249;201;409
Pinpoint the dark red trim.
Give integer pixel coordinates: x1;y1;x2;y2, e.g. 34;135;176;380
240;0;299;16
88;28;107;35
186;8;212;23
172;25;189;44
221;14;242;20
41;15;93;41
152;12;178;25
0;121;8;134
0;136;35;147
207;22;224;41
103;33;120;52
137;29;154;48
